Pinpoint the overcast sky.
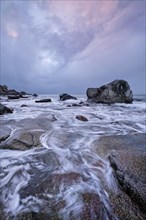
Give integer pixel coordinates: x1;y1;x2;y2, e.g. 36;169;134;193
1;0;145;94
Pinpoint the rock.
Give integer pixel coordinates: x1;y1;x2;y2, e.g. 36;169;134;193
7;95;20;99
35;99;51;103
76;115;88;121
0;130;44;150
59;93;77;101
19;95;29;98
67;103;81;107
0;126;11;142
86;79;133;104
33;93;38;97
79;101;90;106
0;103;13;115
109;152;146;213
20;91;27;95
72;103;81;107
21;104;28;107
94;133;146;215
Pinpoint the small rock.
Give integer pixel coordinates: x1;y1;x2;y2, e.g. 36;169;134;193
35;99;51;103
59;93;77;101
79;102;90;106
67;104;81;107
33;93;38;97
21;104;28;107
76;115;88;122
7;95;20;99
72;103;81;107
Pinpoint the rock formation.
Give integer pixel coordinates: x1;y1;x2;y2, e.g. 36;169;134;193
86;80;133;104
0;85;22;96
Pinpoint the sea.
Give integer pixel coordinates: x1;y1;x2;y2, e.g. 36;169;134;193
0;94;145;219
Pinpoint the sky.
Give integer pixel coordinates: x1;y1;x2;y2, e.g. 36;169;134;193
0;0;145;94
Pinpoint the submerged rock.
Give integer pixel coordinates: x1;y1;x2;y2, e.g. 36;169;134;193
0;103;13;115
86;79;133;104
59;93;77;101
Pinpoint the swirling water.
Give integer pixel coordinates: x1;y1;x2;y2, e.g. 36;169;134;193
0;95;145;219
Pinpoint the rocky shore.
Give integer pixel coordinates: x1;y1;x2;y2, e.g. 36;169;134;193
0;81;145;220
0;116;145;219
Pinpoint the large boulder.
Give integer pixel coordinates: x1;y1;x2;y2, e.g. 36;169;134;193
86;80;133;104
0;103;13;115
59;93;77;101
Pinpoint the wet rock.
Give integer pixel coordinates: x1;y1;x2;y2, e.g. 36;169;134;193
81;193;116;220
0;126;11;142
33;93;38;97
109;151;146;213
86;79;133;104
94;133;146;219
79;101;90;106
20;91;27;95
67;103;81;107
0;103;13;115
21;104;28;107
35;98;51;103
59;93;77;101
0;130;44;150
19;95;29;98
7;95;20;99
72;103;81;107
76;115;88;122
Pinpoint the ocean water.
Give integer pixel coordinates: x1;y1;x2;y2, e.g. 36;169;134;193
0;94;145;219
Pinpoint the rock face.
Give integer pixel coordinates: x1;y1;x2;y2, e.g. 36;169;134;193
0;103;13;115
86;79;133;104
59;93;77;101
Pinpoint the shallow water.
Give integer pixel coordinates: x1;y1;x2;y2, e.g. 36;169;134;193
0;95;145;219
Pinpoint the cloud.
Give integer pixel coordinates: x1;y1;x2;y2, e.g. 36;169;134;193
1;0;145;94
